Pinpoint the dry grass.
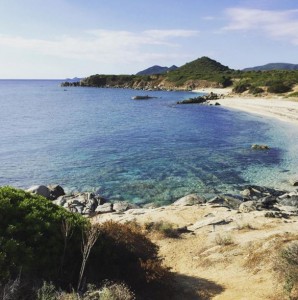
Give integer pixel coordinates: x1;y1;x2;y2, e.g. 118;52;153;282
143;221;181;239
215;234;235;246
236;222;257;231
243;233;298;273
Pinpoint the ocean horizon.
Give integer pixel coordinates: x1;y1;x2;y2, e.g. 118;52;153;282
1;80;297;204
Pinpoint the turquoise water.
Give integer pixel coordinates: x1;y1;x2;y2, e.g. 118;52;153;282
1;80;298;204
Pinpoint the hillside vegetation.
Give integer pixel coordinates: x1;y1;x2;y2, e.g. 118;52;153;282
62;56;298;95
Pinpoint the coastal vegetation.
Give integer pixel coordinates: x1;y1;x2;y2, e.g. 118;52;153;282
61;56;298;95
0;187;171;299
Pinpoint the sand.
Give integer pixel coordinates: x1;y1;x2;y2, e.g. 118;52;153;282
93;204;298;299
193;88;298;125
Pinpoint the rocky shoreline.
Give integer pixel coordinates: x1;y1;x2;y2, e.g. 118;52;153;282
26;183;298;219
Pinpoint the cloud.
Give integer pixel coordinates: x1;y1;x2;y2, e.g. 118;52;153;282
223;8;298;45
0;29;199;64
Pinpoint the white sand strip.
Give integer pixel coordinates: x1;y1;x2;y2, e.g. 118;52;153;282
216;97;298;125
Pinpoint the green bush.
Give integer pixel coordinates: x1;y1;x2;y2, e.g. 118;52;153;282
0;186;87;284
232;82;251;93
267;82;292;93
0;187;171;298
248;86;264;95
288;91;298;98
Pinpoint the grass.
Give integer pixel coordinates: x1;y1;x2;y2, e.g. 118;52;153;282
236;222;256;231
214;234;235;246
274;241;298;299
143;221;181;239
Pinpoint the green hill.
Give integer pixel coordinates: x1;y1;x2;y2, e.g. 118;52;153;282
165;56;234;86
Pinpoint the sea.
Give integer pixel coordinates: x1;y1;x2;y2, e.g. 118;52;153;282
1;80;298;204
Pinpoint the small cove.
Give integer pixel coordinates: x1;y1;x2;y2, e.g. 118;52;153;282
0;80;298;204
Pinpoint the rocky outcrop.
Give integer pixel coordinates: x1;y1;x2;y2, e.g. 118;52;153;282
251;144;270;150
177;92;220;104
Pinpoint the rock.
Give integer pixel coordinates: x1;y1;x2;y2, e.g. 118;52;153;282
215;102;220;106
277;205;298;215
113;201;139;213
47;184;65;200
251;144;270;150
241;185;284;198
142;202;159;209
279;196;298;207
222;195;243;209
172;194;205;206
289;178;298;186
26;185;51;199
239;201;258;213
95;203;113;214
52;196;66;206
207;196;225;205
264;211;289;219
258;196;277;208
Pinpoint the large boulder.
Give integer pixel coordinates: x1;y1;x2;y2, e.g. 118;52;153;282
95;203;114;214
113;201;139;213
48;184;65;200
26;185;51;199
172;194;205;206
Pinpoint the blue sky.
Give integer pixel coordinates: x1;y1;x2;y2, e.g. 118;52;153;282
0;0;297;78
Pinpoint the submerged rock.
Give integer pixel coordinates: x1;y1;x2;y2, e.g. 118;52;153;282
251;144;270;150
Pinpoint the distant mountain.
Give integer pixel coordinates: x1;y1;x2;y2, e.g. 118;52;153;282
243;63;298;71
136;65;178;75
64;77;83;82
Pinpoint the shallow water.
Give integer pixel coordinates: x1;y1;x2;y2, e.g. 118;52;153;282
0;80;298;204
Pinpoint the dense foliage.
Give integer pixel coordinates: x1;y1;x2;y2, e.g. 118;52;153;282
0;187;170;298
0;187;87;284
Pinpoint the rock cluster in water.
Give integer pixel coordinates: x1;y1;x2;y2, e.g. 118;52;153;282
177;92;222;105
26;183;298;218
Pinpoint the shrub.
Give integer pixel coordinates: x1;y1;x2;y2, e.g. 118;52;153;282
86;221;170;288
215;234;235;246
267;82;292;93
144;221;180;238
0;188;170;298
248;86;264;95
288;91;298;98
97;281;135;300
275;241;298;298
232;82;251;93
0;187;87;285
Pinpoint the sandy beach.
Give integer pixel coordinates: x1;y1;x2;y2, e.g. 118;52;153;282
193;88;298;125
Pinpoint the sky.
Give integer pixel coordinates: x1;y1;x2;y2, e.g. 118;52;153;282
0;0;297;78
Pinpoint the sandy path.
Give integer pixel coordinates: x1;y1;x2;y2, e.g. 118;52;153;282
93;205;298;299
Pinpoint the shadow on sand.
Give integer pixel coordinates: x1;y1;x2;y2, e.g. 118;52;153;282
171;273;225;300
